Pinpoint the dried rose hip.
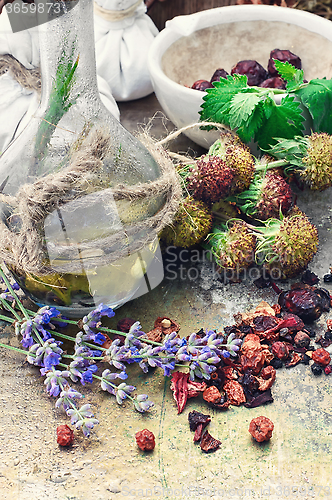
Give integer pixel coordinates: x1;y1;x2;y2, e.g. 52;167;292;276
268;49;301;76
135;429;155;451
203;386;222;404
259;77;286;89
249;416;274;442
191;79;213;91
56;425;74;447
210;68;229;83
312;348;331;367
231;60;268;86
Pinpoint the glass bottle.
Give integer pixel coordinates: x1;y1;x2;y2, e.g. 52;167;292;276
0;0;167;317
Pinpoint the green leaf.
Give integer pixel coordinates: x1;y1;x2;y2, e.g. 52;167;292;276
236;101;265;143
272;60;304;92
255;94;305;149
199;74;248;126
264;137;308;167
296;78;332;134
273;60;302;82
228;90;261;129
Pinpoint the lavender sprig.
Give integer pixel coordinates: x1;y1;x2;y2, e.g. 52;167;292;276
66;403;99;437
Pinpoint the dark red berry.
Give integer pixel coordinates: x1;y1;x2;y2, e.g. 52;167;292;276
231;60;268;86
259;77;286;89
56;425;74;447
191;80;213;91
268;49;301;77
210;68;229;83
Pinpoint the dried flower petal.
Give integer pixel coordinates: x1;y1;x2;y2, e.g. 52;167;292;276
188;410;211;442
200;430;221;453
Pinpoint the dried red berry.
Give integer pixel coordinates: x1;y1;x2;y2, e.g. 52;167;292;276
191;79;213;91
259;77;286;89
135;429;155;451
203;386;222;404
268;49;301;77
249;416;274;442
231;60;268;86
210;68;229;83
200;430;221;453
312;348;331;367
294;331;311;349
278;287;330;323
271;341;291;360
56;425;74;447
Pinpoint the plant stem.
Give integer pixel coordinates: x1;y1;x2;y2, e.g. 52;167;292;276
0;297;21;321
0;342;34;356
97;326;163;346
0;268;30;320
0;314;15;323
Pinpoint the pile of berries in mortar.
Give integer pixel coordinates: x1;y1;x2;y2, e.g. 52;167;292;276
191;49;302;90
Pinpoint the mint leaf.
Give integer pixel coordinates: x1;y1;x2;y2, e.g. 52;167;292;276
296;78;332;134
199;74;248;126
255;94;305;149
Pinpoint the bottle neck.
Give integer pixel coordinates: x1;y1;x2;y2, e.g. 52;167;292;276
36;0;99;108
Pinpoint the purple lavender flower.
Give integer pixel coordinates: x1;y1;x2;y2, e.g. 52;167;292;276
66;403;99;437
103;339;130;371
133;394;154;413
100;369;128;394
44;369;70;397
44;351;62;370
82;304;115;335
159;359;175;377
163;332;182;354
27;338;63;369
55;386;83;410
78;327;106;345
74;345;102;359
68;357;98;385
116;383;135;405
226;332;242;356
